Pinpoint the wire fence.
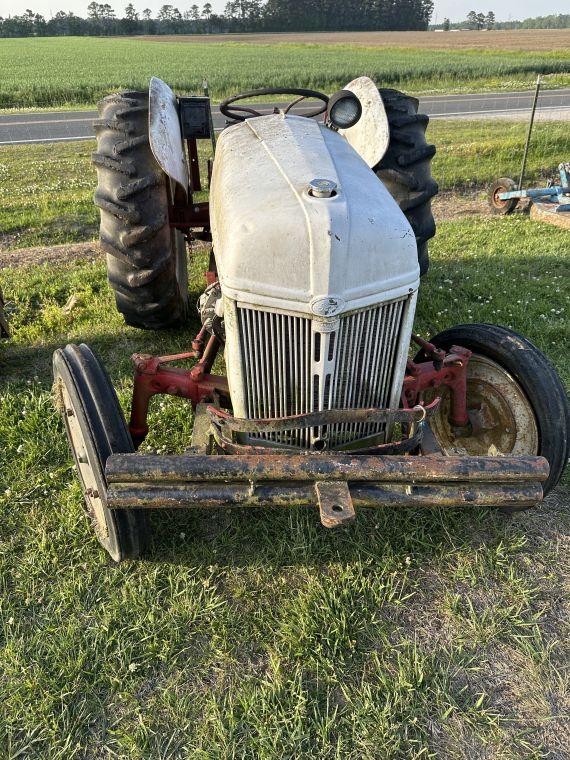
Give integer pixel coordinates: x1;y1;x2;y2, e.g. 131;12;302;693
425;83;569;202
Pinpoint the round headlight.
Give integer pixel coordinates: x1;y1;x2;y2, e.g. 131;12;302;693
327;90;362;129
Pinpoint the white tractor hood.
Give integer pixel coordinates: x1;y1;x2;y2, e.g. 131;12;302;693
210;114;419;317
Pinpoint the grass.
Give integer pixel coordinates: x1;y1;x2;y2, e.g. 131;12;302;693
1;36;569;109
1;121;567;251
432;119;569;191
0;140;208;252
1;216;568;757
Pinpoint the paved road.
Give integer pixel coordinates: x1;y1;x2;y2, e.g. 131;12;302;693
1;89;568;145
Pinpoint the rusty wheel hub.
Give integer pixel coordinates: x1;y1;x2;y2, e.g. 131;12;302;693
429;354;538;457
492;188;507;208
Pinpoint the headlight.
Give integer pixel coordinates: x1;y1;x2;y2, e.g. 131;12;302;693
327;90;362;129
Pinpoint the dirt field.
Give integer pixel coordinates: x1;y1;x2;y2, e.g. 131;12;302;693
135;29;570;51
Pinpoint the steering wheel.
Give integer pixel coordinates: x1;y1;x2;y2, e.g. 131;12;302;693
219;87;329;123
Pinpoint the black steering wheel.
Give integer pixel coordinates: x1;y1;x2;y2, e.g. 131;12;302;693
219;87;329;123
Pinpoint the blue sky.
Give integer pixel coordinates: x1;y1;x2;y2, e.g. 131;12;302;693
6;0;570;22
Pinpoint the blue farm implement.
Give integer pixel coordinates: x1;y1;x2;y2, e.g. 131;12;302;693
488;75;570;217
489;163;570;216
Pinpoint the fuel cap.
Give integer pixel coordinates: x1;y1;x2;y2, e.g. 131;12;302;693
308;178;337;198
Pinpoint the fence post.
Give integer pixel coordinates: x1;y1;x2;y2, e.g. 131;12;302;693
518;74;541;191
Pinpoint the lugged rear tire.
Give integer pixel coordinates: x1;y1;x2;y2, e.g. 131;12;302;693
93;90;189;329
376;88;438;277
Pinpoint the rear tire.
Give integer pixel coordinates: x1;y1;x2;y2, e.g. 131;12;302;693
93;90;189;329
416;324;569;497
53;344;148;561
376;88;438;276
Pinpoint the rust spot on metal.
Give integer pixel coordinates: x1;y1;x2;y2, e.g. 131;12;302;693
315;481;356;528
106;452;549;484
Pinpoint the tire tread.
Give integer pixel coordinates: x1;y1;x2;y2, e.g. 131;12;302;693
93;90;188;329
376;88;438;276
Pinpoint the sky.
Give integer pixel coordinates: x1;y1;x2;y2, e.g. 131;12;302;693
4;0;570;23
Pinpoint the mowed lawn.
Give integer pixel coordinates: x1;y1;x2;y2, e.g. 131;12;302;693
1;36;570;109
1;214;569;758
1;121;568;251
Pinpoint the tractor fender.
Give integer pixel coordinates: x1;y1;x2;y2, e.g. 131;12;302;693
148;76;188;197
339;76;389;168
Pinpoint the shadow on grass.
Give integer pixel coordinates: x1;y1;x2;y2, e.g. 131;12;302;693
0;323;201;388
140;477;569;568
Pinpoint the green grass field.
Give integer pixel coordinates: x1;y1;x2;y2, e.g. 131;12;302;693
1;36;569;109
1;121;566;252
1;216;568;758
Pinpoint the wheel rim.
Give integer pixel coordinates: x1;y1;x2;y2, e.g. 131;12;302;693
492;186;507;209
59;381;109;541
429;354;539;457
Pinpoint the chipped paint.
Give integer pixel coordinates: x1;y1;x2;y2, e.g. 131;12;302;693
148;76;188;196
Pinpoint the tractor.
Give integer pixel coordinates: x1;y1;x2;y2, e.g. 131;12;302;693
53;77;568;561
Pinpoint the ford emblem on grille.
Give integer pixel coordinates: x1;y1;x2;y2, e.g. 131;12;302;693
311;296;345;316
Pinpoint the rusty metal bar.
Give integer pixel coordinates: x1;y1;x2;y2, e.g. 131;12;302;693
106;481;543;510
208;402;436;434
106;453;549;484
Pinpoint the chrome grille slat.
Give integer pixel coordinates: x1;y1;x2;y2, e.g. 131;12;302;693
237;298;409;449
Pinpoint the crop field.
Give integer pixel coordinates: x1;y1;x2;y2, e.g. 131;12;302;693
1;214;569;757
1;36;569;109
146;28;570;52
1;120;567;252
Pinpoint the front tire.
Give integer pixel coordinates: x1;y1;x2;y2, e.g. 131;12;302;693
53;344;148;561
417;324;568;496
93;90;189;329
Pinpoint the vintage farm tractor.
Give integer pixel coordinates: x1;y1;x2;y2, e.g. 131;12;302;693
53;77;568;561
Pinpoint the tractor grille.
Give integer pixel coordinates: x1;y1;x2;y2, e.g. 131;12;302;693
236;298;408;449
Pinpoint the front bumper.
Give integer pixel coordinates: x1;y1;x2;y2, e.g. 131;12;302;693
105;451;549;528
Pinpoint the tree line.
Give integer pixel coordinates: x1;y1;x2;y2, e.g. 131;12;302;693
434;12;570;30
0;0;435;36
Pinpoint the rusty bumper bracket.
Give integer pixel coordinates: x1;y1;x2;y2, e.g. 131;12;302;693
105;453;549;529
316;481;356;527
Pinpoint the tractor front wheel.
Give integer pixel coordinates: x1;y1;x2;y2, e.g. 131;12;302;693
488;177;518;215
417;323;568;498
53;344;148;561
